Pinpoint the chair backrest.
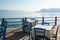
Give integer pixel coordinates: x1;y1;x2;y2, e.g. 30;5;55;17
27;22;32;32
33;28;46;40
22;18;28;32
22;18;32;40
0;18;7;40
34;28;46;35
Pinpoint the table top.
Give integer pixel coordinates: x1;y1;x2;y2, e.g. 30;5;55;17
27;19;35;23
32;24;53;30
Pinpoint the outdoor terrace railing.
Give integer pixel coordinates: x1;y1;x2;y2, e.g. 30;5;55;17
0;17;60;27
0;17;60;35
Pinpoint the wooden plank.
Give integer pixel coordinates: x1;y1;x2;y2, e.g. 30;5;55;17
57;25;60;40
6;28;22;37
50;25;58;40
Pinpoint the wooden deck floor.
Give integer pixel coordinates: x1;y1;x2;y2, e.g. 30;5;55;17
51;25;60;40
6;28;32;40
6;28;22;37
6;25;60;40
6;31;28;40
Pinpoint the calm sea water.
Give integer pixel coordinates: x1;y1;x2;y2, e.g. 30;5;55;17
0;10;60;18
0;10;60;28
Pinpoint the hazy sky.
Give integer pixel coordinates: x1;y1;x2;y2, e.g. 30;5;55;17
0;0;60;12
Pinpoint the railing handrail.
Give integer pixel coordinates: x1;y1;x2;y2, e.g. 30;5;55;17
0;17;60;27
0;17;60;19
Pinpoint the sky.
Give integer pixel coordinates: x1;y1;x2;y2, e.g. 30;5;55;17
0;0;60;12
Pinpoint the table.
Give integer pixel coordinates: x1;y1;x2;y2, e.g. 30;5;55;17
27;19;37;26
32;24;54;39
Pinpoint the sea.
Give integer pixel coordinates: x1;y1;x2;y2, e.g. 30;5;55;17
0;10;60;28
0;11;60;18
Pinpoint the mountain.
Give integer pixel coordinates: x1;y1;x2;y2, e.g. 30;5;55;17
38;8;60;12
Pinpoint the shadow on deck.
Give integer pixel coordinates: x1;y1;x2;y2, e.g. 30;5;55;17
6;31;27;40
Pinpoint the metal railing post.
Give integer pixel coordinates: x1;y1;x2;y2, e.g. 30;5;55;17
22;18;25;32
55;17;57;25
42;17;44;25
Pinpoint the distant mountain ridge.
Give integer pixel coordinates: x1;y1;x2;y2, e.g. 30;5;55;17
38;8;60;12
